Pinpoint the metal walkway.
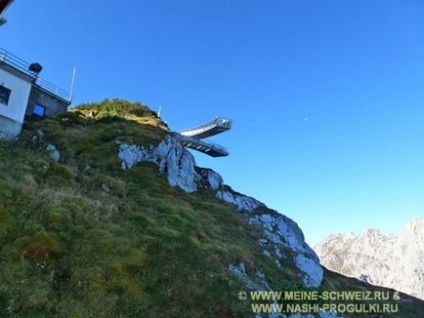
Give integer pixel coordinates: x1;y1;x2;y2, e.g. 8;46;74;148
180;117;232;139
177;117;232;157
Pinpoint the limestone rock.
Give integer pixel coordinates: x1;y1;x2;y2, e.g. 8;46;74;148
195;167;223;190
117;133;324;290
315;218;424;300
216;190;262;212
217;190;323;288
46;144;60;162
118;135;198;193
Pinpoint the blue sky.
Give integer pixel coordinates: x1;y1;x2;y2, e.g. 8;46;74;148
2;0;424;246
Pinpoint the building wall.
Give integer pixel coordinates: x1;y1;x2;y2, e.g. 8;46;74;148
0;56;70;138
0;67;32;137
26;86;69;117
0;115;22;138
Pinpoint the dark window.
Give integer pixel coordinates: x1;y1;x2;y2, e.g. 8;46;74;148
33;104;46;117
0;85;11;105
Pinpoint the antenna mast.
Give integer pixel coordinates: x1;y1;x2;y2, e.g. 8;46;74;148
69;67;76;102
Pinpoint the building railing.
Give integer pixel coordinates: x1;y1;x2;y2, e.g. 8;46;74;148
0;47;71;102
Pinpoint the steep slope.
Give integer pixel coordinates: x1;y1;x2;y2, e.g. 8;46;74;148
0;99;423;317
315;219;424;300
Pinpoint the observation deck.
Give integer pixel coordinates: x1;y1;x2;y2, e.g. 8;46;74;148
177;117;232;157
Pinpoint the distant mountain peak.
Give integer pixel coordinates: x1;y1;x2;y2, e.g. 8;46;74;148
405;218;424;234
315;219;424;300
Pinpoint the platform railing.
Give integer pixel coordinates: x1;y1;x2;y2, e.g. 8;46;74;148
0;47;71;102
180;117;232;138
174;133;229;156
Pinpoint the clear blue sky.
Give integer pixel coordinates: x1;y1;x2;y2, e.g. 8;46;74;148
2;0;424;246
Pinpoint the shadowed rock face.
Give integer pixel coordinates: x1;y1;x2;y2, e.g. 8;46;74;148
315;219;424;300
118;134;324;290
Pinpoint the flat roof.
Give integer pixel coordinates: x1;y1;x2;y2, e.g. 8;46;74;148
0;47;72;104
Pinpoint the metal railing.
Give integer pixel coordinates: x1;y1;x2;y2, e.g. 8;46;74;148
180;117;232;138
174;132;229;157
0;47;71;102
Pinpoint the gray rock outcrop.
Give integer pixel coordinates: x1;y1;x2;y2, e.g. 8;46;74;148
118;135;198;192
315;219;424;300
117;134;324;290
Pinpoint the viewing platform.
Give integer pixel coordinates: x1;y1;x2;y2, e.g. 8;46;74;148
174;133;229;157
180;117;232;139
177;117;232;157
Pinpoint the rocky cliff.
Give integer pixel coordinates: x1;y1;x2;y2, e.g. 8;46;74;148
315;219;424;300
118;133;324;289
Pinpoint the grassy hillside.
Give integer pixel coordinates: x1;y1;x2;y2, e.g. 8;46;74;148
0;99;423;317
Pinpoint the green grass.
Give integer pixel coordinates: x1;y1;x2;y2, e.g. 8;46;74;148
0;99;423;317
0;100;255;317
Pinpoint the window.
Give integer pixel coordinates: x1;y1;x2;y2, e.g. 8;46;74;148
33;104;46;117
0;85;11;105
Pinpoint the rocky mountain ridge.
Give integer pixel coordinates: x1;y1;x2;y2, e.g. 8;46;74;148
315;219;424;300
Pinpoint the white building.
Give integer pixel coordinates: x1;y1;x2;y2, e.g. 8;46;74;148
0;48;72;139
1;1;72;139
